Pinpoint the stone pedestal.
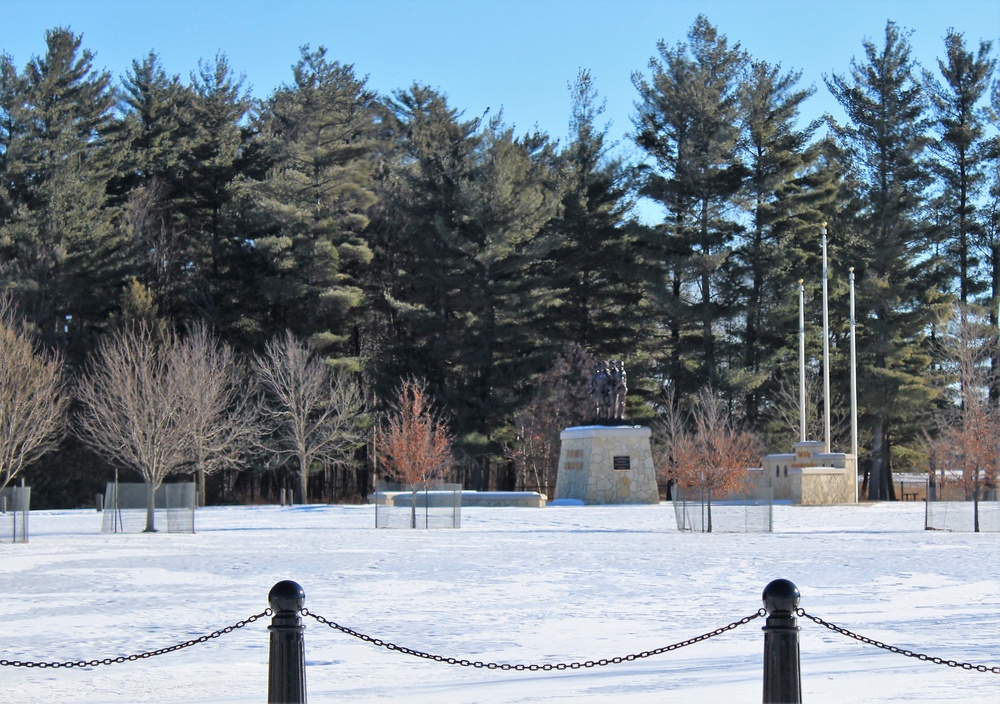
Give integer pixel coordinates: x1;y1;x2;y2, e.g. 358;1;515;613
554;426;659;504
760;440;857;505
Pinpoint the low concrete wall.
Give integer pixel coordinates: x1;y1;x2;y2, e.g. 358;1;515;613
370;490;546;508
459;491;546;507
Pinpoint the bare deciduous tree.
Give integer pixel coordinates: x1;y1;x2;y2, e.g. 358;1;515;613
377;377;454;487
931;304;1000;531
254;331;366;504
173;322;258;505
505;343;595;495
662;387;762;532
652;385;686;493
767;371;851;447
0;295;69;491
75;325;192;531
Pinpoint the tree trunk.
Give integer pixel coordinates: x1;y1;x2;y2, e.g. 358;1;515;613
671;268;682;388
700;199;716;387
992;242;1000;404
884;434;896;501
144;481;157;532
868;418;885;501
298;456;308;504
973;475;981;533
197;465;206;507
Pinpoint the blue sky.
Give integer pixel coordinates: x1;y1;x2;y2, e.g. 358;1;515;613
5;0;999;158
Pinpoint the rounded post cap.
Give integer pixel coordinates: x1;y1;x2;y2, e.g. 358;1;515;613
762;578;800;615
269;580;306;612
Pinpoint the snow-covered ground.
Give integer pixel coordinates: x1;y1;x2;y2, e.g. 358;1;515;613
2;502;998;703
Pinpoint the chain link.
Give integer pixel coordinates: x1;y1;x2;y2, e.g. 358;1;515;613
798;609;1000;674
300;607;765;671
0;610;271;670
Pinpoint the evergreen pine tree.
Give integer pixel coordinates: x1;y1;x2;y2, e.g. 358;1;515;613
459;120;561;451
0;29;123;348
924;30;996;304
986;75;1000;399
183;53;258;334
543;69;642;360
248;46;378;363
116;51;198;320
633;16;748;393
118;51;193;188
735;60;833;426
368;84;484;401
826;21;942;500
375;86;561;460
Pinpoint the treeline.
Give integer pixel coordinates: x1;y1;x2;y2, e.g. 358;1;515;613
2;17;998;506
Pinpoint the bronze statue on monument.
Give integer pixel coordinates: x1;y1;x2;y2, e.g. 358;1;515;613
588;359;627;424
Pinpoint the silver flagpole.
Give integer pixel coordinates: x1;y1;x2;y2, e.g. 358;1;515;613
799;279;807;443
850;266;858;502
821;222;831;453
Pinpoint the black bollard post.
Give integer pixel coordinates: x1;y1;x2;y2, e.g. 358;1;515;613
762;578;802;704
268;580;307;704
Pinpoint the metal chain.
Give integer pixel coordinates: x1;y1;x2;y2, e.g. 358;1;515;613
0;610;271;669
8;605;997;676
798;609;1000;674
300;607;765;671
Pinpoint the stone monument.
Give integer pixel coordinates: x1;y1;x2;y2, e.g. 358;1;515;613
554;361;659;505
758;441;856;505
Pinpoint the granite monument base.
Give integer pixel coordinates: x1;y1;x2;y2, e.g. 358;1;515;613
554;426;659;505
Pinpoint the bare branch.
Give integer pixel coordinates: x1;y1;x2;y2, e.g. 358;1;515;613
75;325;195;530
661;386;762;500
253;331;367;503
172;322;260;503
377;377;454;486
505;343;596;494
0;294;69;490
929;304;1000;504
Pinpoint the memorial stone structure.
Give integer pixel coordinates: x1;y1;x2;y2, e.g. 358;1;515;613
758;441;856;505
554;361;659;505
